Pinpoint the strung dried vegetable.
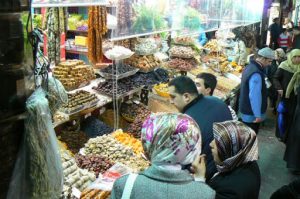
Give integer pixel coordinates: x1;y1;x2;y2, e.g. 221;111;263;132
88;6;108;64
43;8;67;64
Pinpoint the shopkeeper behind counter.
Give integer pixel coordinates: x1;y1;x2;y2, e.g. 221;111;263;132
232;28;248;66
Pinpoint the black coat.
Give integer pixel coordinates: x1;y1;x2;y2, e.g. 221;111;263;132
270;178;300;199
208;161;261;199
183;95;233;180
273;68;298;140
284;86;300;171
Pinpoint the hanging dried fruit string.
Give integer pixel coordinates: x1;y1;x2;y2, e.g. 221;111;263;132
88;6;108;65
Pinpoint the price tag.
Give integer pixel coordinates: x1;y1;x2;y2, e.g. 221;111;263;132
84;112;92;119
72;187;81;198
99;107;106;115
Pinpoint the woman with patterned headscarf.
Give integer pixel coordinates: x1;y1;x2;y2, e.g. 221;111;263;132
273;49;300;141
207;121;261;199
111;113;215;199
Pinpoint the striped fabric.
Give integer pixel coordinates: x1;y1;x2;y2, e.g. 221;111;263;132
213;121;258;173
277;33;291;48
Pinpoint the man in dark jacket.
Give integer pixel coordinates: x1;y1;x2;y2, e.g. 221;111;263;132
239;47;275;134
168;76;233;180
269;18;281;49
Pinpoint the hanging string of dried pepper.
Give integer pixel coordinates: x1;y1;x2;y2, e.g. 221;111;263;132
88;6;108;65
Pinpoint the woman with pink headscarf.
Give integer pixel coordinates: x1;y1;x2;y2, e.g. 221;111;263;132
111;113;215;199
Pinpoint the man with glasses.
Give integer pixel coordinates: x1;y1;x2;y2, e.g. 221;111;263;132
239;47;275;133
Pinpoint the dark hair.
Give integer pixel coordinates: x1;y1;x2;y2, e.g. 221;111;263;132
282;28;287;33
168;76;198;96
273;17;279;22
196;73;217;95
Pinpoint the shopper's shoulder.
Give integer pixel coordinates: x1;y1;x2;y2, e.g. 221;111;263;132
204;96;226;105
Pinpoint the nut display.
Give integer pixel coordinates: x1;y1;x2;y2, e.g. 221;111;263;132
58;130;89;154
75;154;113;177
81;116;113;138
154;68;169;83
216;76;240;93
127;108;152;138
125;54;160;72
84;134;149;171
167;58;197;71
80;189;110;199
112;129;144;155
135;38;157;55
61;90;99;114
60;149;96;198
53;59;96;91
169;46;195;59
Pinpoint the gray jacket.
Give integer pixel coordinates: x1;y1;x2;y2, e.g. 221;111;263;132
110;165;216;199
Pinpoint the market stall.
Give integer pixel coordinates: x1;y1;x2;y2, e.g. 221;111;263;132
3;0;264;198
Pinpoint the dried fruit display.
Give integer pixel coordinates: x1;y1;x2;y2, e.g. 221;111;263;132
93;78;142;97
169;46;195;59
60;150;96;199
53;60;96;91
44;7;67;64
88;6;108;64
203;39;221;52
167;58;197;71
75;154;113;177
80;189;110;199
58;130;88;154
61;90;98;114
84;134;149;171
81;116;113;138
126;108;151;138
117;0;132;35
125;54;160;72
112;130;144;155
101;64;137;76
173;36;194;46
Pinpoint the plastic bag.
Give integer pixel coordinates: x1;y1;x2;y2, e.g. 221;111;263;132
7;77;67;199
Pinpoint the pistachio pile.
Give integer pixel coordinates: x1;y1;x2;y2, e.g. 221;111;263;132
84;134;149;171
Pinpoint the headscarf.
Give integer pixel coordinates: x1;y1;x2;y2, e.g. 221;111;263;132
141;113;201;166
212;121;258;173
279;49;300;73
275;48;286;61
279;49;300;98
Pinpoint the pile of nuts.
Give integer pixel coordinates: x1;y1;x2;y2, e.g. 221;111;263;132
126;108;151;138
75;154;113;177
167;58;197;71
53;59;96;91
84;134;149;171
169;46;195;59
125;54;160;72
135;38;157;55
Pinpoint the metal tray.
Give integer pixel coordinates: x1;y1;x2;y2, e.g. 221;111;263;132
99;68;139;80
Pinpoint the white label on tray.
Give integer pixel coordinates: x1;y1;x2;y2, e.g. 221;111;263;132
72;187;81;198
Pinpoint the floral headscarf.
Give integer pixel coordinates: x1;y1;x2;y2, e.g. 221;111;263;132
213;121;258;173
141;113;202;166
